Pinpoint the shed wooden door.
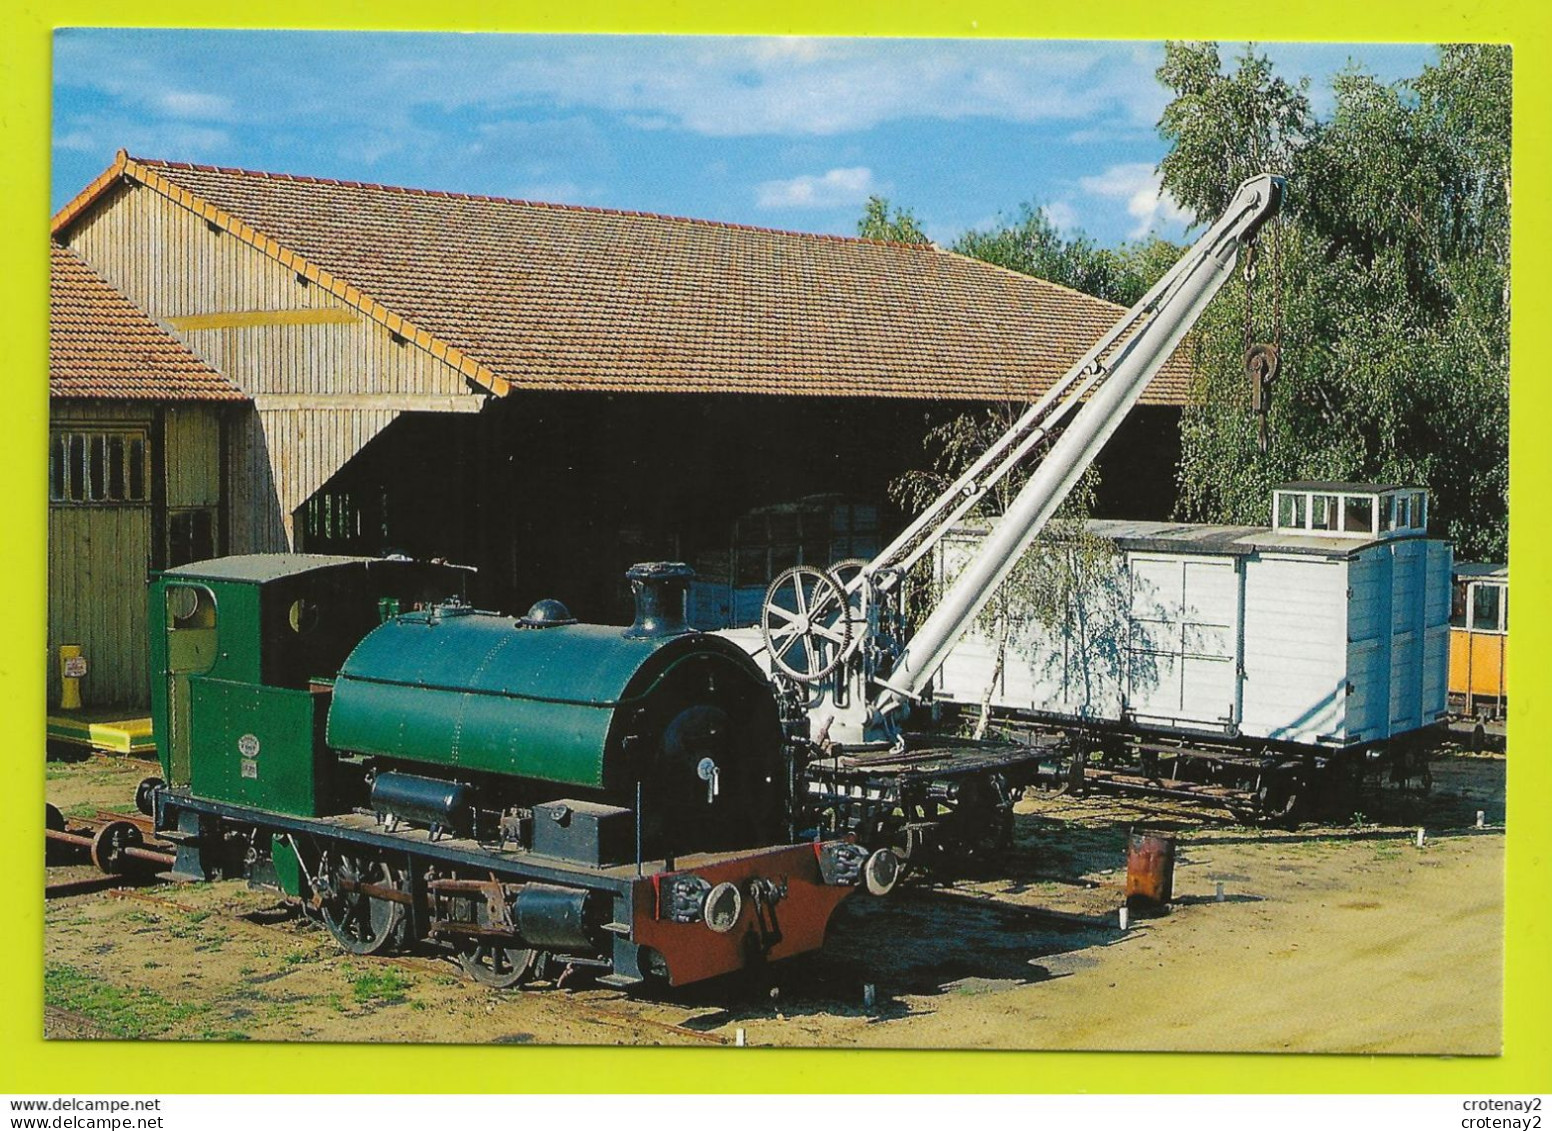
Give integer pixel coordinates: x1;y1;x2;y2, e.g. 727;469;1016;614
1125;554;1240;729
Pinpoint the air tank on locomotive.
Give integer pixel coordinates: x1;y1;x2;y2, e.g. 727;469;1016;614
326;561;791;857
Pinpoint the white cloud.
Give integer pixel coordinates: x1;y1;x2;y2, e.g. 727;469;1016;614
1079;162;1191;239
1042;200;1080;235
755;166;875;209
155;89;235;120
51;114;231;159
55;33;1170;143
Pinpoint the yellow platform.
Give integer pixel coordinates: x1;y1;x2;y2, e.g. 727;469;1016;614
45;710;155;756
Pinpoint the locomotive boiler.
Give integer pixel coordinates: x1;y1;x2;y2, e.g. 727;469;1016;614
144;555;892;989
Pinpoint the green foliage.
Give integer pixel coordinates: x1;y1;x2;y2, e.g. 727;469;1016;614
1166;44;1509;561
953;205;1181;307
346;965;413;1006
856;196;929;244
45;962;201;1038
1157;41;1313;225
890;404;1118;727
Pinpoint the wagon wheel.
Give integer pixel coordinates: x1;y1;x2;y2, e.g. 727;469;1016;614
1052;748;1088;796
1256;776;1302;829
457;942;539;989
857;806;916;863
318;851;407;956
90;820;143;874
760;565;853;683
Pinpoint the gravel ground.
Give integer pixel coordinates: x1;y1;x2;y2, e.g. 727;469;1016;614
42;747;1504;1052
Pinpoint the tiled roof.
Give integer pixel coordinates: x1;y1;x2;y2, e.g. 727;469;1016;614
54;153;1192;405
50;241;246;402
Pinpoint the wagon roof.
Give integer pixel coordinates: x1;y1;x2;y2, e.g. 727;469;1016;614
1276;480;1423;495
52;151;1195;406
49;241;246;402
954;516;1432;558
1084;518;1422;558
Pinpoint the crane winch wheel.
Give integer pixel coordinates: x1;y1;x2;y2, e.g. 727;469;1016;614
760;565;854;683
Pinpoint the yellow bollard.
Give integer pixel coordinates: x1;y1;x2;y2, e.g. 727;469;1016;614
58;645;86;710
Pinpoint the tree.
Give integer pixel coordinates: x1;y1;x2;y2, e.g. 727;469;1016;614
1157;41;1313;225
856;196;930;244
1165;44;1510;561
952;205;1181;307
890;405;1115;737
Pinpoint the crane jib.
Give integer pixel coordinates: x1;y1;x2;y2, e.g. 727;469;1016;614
870;174;1285;729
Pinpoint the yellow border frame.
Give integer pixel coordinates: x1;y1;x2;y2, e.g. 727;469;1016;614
5;2;1548;1094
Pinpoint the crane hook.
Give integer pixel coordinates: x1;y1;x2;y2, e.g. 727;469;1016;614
1245;343;1280;453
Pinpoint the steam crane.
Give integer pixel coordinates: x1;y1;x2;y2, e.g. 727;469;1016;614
747;174;1286;860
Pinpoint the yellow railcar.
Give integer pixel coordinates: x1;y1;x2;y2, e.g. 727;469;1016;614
1449;563;1507;718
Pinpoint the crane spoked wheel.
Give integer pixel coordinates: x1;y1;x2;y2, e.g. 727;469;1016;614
760;565;853;682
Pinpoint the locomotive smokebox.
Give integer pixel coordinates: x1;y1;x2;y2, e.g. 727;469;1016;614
624;562;694;639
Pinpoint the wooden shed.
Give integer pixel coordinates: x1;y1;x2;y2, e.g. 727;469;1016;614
48;241;247;711
50;150;1196;706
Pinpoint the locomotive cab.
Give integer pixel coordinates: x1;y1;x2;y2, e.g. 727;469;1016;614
149;554;473;814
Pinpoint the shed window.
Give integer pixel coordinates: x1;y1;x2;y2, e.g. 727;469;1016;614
167;508;216;568
1381;494;1397;531
1410;492;1427;530
1470;583;1505;633
49;429;150;505
1342;495;1376;535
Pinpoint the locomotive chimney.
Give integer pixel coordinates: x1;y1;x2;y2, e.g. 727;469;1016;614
624;562;695;639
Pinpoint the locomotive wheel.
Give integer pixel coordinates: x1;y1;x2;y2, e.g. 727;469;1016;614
319;852;406;956
456;942;539;989
760;565;852;683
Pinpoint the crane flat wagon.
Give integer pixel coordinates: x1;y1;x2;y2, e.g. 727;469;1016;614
932;483;1452;819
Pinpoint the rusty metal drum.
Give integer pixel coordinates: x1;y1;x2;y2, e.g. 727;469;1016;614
1125;828;1176;912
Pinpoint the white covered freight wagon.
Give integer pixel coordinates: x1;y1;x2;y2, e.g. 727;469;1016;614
932;483;1452;751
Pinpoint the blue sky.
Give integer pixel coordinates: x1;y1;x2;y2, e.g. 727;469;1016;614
52;32;1437;248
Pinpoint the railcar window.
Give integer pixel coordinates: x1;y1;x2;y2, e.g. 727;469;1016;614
1310;494;1339;531
1276;492;1306;529
1343;495;1376;535
48;429;151;505
1471;583;1504;633
1451;581;1469;628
